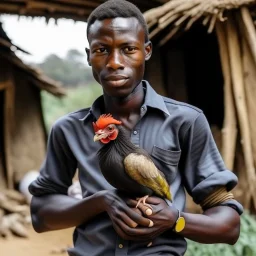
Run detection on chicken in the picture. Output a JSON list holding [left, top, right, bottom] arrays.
[[93, 114, 172, 209]]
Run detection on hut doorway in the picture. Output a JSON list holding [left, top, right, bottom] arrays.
[[182, 25, 224, 129], [151, 24, 224, 129]]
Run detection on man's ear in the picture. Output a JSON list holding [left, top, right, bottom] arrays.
[[145, 41, 152, 61], [85, 48, 91, 66]]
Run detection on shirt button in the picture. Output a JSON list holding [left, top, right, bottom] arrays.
[[119, 244, 123, 249], [133, 130, 138, 135]]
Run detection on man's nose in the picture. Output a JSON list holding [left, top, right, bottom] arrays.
[[106, 50, 124, 70]]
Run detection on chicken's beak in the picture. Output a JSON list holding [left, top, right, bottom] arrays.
[[93, 130, 108, 142]]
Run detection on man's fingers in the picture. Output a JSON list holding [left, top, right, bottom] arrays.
[[115, 218, 156, 241], [131, 207, 142, 215], [126, 198, 139, 207], [124, 207, 154, 228], [136, 203, 154, 216], [143, 196, 163, 205], [126, 199, 154, 216], [118, 209, 138, 228]]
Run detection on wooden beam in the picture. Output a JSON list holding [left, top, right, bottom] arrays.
[[240, 7, 256, 67], [3, 77, 15, 189], [0, 82, 10, 91], [216, 21, 237, 170], [26, 1, 93, 15], [0, 3, 21, 12], [52, 0, 99, 8]]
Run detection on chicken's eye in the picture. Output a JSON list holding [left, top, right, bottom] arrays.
[[107, 126, 113, 131]]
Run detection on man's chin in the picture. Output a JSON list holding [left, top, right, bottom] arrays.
[[104, 87, 132, 98]]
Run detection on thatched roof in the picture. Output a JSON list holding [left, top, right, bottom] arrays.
[[1, 0, 256, 45], [145, 0, 256, 45], [0, 0, 169, 22], [0, 22, 65, 97]]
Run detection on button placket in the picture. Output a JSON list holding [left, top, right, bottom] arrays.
[[131, 123, 140, 146], [140, 106, 147, 117]]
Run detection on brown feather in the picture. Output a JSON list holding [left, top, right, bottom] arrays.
[[124, 153, 172, 200]]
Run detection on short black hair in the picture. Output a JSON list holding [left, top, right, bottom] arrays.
[[87, 0, 149, 42]]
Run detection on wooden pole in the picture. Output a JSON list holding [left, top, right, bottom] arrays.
[[215, 21, 237, 171], [238, 13, 256, 177], [4, 80, 15, 189], [226, 14, 256, 208], [240, 7, 256, 66]]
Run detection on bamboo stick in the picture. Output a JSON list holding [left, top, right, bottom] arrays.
[[208, 12, 218, 33], [215, 21, 237, 171], [240, 7, 256, 67], [158, 26, 180, 46], [226, 15, 256, 208], [240, 33, 256, 175], [159, 14, 179, 29], [235, 144, 251, 209]]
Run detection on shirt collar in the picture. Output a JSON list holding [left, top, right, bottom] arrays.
[[79, 95, 104, 122], [142, 80, 170, 116], [79, 80, 170, 122]]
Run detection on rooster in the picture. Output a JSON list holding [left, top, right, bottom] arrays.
[[93, 114, 172, 209]]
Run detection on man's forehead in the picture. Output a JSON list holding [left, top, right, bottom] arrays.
[[88, 17, 143, 37]]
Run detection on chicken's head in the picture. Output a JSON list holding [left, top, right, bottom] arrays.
[[93, 114, 122, 144]]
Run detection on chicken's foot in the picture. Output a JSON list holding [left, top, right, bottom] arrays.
[[135, 195, 153, 211]]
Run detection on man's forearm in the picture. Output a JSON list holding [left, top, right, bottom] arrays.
[[31, 191, 105, 233], [180, 206, 240, 244]]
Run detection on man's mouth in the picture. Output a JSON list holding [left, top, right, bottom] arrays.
[[104, 75, 129, 87]]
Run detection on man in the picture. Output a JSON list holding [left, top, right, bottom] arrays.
[[29, 1, 243, 255]]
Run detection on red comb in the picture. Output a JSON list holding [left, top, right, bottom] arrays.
[[93, 114, 122, 131]]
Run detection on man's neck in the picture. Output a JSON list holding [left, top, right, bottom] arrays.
[[103, 82, 144, 116], [103, 82, 145, 130]]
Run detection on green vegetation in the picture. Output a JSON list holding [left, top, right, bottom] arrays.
[[186, 211, 256, 256], [37, 49, 95, 88], [39, 49, 102, 131], [41, 83, 102, 132]]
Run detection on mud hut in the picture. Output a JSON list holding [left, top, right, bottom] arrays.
[[1, 0, 256, 210], [0, 22, 65, 190]]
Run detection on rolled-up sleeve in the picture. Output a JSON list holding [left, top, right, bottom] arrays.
[[180, 113, 243, 214], [29, 119, 77, 196]]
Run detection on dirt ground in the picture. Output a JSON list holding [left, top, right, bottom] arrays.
[[0, 226, 74, 256]]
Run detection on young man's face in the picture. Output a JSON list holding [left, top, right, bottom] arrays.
[[86, 17, 152, 98]]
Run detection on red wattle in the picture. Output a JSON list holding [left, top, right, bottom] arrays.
[[100, 138, 110, 144], [108, 130, 118, 140]]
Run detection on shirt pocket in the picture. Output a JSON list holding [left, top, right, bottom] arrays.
[[151, 145, 181, 184]]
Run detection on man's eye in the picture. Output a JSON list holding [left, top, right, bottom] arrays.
[[95, 48, 107, 53], [124, 47, 137, 53]]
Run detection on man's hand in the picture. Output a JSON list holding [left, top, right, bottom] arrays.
[[102, 191, 178, 242], [102, 190, 154, 240], [124, 196, 178, 242]]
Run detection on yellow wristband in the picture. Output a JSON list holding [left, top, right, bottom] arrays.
[[173, 209, 186, 233]]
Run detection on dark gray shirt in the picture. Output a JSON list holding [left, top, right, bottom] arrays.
[[29, 81, 243, 256]]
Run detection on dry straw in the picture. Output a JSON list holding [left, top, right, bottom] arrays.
[[144, 0, 256, 44]]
